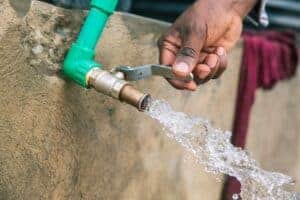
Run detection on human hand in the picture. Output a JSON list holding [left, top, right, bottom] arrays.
[[158, 0, 257, 90]]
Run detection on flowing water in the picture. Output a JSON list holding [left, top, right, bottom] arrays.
[[146, 99, 300, 200]]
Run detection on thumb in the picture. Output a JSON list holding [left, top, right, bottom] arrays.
[[173, 32, 204, 77]]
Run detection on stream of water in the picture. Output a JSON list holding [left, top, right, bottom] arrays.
[[146, 99, 300, 200]]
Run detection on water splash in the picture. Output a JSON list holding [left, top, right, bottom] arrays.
[[146, 99, 300, 200]]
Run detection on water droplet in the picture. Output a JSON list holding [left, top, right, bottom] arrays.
[[232, 193, 239, 200]]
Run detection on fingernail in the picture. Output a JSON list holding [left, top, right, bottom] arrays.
[[174, 62, 189, 73], [216, 47, 224, 56]]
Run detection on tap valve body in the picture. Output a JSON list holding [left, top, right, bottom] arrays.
[[87, 68, 151, 111]]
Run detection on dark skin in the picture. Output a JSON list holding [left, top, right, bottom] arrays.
[[158, 0, 257, 90]]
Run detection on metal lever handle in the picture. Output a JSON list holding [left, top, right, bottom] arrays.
[[114, 64, 194, 82]]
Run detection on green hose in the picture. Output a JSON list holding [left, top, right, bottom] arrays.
[[63, 0, 118, 87]]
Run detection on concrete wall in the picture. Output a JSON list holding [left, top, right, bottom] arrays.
[[246, 68, 300, 193], [0, 1, 242, 199], [1, 0, 300, 199]]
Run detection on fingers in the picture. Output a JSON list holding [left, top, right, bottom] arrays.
[[172, 31, 205, 78], [158, 30, 200, 91], [158, 30, 181, 66], [193, 47, 227, 84], [158, 32, 197, 91], [201, 53, 220, 83], [167, 79, 197, 91], [213, 46, 227, 79], [158, 29, 227, 90], [193, 54, 219, 84], [193, 64, 211, 84], [158, 40, 177, 66]]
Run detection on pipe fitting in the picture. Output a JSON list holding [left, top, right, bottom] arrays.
[[87, 68, 151, 111], [87, 68, 128, 99], [119, 85, 151, 111], [62, 0, 152, 112], [62, 0, 118, 88]]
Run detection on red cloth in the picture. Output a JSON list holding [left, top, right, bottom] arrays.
[[222, 31, 298, 200]]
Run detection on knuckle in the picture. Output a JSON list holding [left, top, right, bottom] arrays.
[[160, 41, 178, 53], [178, 47, 198, 58], [157, 39, 176, 51]]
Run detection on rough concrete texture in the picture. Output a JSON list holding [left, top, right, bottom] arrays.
[[0, 1, 241, 199], [247, 68, 300, 193]]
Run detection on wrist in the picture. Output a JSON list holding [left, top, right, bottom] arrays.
[[194, 0, 257, 18], [231, 0, 258, 18]]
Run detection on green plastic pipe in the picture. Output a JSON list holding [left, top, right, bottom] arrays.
[[63, 0, 118, 87]]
